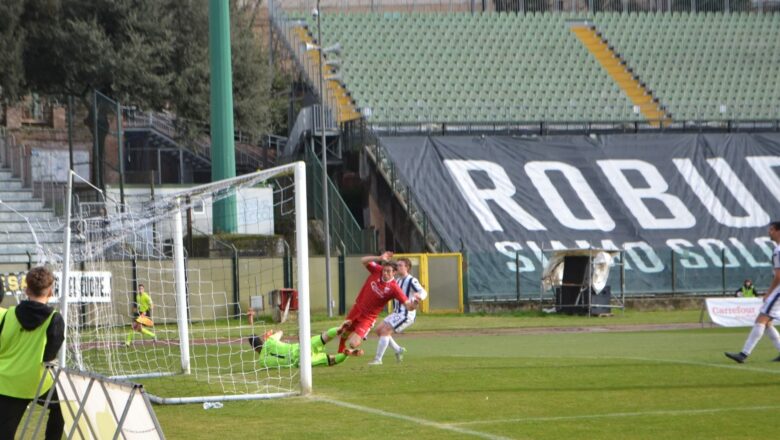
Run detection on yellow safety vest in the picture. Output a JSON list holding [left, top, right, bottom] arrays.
[[0, 306, 56, 399]]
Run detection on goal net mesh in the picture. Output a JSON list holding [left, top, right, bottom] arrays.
[[59, 164, 309, 402]]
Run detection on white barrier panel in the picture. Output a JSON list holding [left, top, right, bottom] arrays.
[[705, 298, 777, 327], [55, 368, 164, 439]]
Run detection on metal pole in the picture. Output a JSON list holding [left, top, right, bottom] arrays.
[[58, 170, 74, 368], [116, 99, 126, 211], [208, 0, 238, 233], [670, 249, 676, 295], [92, 91, 100, 189], [293, 162, 312, 395], [721, 248, 726, 295], [317, 0, 333, 317], [515, 251, 521, 302], [338, 242, 346, 315], [67, 96, 74, 171], [173, 198, 191, 374]]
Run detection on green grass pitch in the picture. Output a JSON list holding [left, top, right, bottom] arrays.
[[151, 312, 780, 439]]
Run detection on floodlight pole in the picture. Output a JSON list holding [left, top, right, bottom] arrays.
[[316, 0, 333, 317]]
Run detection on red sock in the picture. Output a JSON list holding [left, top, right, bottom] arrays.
[[338, 337, 346, 353]]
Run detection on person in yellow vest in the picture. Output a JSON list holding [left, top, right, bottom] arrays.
[[125, 283, 156, 346], [1, 290, 6, 319], [735, 279, 759, 298], [0, 266, 65, 440]]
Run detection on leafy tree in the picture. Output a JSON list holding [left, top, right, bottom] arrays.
[[165, 0, 276, 141], [0, 0, 25, 101], [13, 0, 281, 185]]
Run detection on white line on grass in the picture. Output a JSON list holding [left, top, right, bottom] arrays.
[[314, 397, 515, 440], [452, 405, 780, 426], [615, 355, 780, 374], [448, 353, 780, 375]]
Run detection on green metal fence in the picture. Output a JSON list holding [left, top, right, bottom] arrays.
[[305, 146, 374, 254]]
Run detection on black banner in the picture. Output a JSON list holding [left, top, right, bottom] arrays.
[[380, 133, 780, 298]]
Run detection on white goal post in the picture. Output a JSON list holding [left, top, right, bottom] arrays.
[[58, 162, 312, 403]]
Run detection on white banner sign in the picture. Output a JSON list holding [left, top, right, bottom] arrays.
[[704, 298, 777, 327], [53, 271, 113, 303]]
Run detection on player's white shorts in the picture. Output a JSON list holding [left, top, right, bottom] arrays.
[[383, 311, 416, 333], [760, 289, 780, 319]]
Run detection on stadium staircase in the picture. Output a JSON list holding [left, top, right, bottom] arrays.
[[124, 111, 269, 181], [570, 23, 671, 126], [0, 168, 59, 264], [291, 26, 362, 124]]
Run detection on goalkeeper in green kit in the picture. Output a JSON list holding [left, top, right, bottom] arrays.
[[248, 322, 355, 368], [125, 283, 156, 346]]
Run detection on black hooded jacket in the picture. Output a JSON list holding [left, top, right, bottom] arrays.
[[0, 301, 65, 362]]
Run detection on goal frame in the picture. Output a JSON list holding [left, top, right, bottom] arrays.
[[59, 162, 312, 403]]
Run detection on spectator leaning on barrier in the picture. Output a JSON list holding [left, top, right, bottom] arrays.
[[735, 279, 758, 298]]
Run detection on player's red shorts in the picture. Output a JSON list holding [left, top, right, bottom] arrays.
[[345, 308, 377, 339]]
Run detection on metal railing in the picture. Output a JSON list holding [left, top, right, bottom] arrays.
[[367, 118, 780, 136], [0, 130, 71, 217], [344, 119, 447, 253], [123, 110, 268, 171], [279, 0, 780, 14], [268, 0, 346, 126], [304, 145, 369, 254]]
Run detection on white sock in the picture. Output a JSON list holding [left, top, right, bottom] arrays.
[[742, 323, 766, 355], [765, 325, 780, 351], [375, 336, 390, 361], [388, 336, 401, 353]]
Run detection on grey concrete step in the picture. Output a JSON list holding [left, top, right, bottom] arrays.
[[0, 231, 63, 243], [0, 199, 44, 210], [0, 253, 39, 264], [0, 220, 62, 233], [0, 179, 23, 190], [0, 169, 13, 180], [0, 209, 55, 221], [0, 189, 37, 201], [0, 242, 61, 254]]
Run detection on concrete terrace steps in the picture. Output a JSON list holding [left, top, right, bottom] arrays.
[[0, 171, 59, 262], [0, 206, 55, 219]]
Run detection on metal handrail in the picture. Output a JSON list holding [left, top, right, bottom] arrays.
[[123, 110, 267, 169], [305, 146, 366, 254]]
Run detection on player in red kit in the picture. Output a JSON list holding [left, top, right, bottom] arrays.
[[338, 252, 421, 355]]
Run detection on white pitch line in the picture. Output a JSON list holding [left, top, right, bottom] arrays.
[[448, 353, 780, 375], [314, 397, 516, 440], [453, 405, 780, 426], [596, 355, 780, 375]]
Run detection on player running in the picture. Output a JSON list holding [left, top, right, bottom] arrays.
[[338, 252, 421, 356], [125, 283, 156, 346], [368, 257, 428, 365], [248, 324, 352, 368], [725, 221, 780, 363]]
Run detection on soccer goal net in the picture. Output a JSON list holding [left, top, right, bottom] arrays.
[[59, 162, 312, 404]]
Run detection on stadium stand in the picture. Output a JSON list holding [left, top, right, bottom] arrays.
[[595, 12, 780, 121], [294, 12, 642, 123], [286, 10, 780, 125]]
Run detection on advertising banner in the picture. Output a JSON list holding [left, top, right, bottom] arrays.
[[379, 133, 780, 298], [705, 297, 778, 327], [1, 271, 112, 303]]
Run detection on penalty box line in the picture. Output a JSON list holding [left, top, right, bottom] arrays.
[[313, 397, 515, 440], [453, 404, 780, 426]]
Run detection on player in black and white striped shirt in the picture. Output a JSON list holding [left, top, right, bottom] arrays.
[[368, 257, 427, 365], [725, 221, 780, 363]]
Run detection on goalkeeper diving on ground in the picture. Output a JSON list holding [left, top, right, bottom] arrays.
[[248, 322, 357, 368]]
